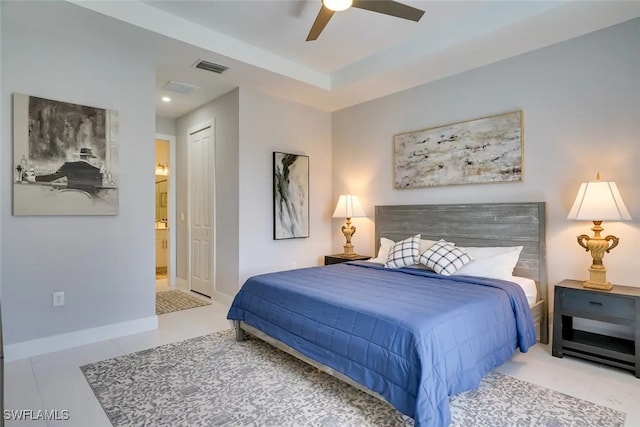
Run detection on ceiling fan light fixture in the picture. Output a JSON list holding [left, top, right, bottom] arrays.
[[323, 0, 352, 12], [307, 0, 424, 41]]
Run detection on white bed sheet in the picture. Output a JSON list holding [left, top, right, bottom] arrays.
[[508, 276, 538, 306], [363, 260, 538, 306]]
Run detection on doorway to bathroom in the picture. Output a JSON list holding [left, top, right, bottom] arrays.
[[155, 135, 175, 289]]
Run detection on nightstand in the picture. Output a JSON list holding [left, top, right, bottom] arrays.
[[324, 254, 371, 265], [552, 279, 640, 378]]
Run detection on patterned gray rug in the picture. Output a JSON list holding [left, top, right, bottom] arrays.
[[155, 289, 211, 315], [81, 329, 625, 427]]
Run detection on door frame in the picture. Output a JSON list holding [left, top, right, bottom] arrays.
[[187, 120, 216, 296], [155, 133, 176, 286]]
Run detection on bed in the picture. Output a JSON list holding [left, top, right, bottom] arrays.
[[227, 202, 548, 427]]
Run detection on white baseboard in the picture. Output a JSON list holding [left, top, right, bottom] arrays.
[[175, 277, 189, 291], [174, 276, 233, 306], [212, 290, 233, 306], [4, 315, 158, 361]]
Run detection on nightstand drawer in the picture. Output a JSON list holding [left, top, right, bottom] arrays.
[[562, 289, 635, 320]]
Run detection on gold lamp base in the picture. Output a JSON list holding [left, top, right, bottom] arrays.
[[341, 249, 360, 258], [583, 274, 612, 291], [577, 220, 618, 292], [340, 217, 359, 257]]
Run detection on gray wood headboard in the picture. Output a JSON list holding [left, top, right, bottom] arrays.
[[375, 202, 547, 306]]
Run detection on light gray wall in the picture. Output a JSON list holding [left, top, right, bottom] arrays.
[[1, 2, 156, 344], [332, 18, 640, 294], [175, 89, 240, 297], [175, 87, 333, 296], [156, 116, 176, 136], [238, 88, 333, 285], [0, 3, 3, 304]]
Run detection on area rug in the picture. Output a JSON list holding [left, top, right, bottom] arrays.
[[155, 289, 211, 315], [81, 329, 626, 427]]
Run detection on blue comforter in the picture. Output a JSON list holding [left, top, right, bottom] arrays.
[[227, 262, 536, 427]]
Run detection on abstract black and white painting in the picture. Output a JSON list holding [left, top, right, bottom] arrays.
[[273, 152, 309, 239], [13, 93, 119, 215], [394, 111, 522, 189]]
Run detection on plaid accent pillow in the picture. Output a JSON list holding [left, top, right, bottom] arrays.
[[385, 235, 421, 268], [418, 240, 472, 276]]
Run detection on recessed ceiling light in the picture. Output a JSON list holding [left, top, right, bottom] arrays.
[[161, 96, 171, 103]]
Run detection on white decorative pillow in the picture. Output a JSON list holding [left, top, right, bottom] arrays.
[[366, 238, 396, 264], [368, 236, 448, 264], [419, 238, 455, 254], [385, 235, 421, 268], [367, 236, 455, 265], [452, 246, 523, 279], [418, 240, 472, 276]]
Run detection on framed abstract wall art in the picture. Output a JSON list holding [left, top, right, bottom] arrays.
[[13, 93, 119, 215], [273, 152, 309, 239], [393, 111, 523, 189]]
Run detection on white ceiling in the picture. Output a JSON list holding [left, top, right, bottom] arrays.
[[57, 1, 640, 117]]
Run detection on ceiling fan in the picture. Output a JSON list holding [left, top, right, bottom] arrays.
[[306, 0, 425, 41]]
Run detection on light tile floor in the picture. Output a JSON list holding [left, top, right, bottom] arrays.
[[5, 285, 640, 426]]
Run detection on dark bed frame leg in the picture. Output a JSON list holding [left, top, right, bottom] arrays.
[[234, 320, 246, 342]]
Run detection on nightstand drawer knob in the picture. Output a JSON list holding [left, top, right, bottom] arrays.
[[589, 301, 603, 306]]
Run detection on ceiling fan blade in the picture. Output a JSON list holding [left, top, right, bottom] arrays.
[[306, 5, 335, 41], [352, 0, 425, 22]]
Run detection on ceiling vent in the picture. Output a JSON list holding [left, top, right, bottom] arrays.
[[162, 80, 200, 94], [193, 59, 228, 74]]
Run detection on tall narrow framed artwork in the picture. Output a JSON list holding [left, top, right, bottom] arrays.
[[394, 111, 523, 189], [13, 93, 119, 215], [273, 152, 309, 239]]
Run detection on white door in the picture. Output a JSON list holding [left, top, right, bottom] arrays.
[[189, 123, 214, 297]]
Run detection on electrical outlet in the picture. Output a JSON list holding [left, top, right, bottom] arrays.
[[53, 291, 65, 307]]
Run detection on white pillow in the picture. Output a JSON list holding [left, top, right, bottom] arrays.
[[452, 246, 523, 279], [385, 235, 421, 268], [366, 237, 396, 264], [418, 240, 472, 276]]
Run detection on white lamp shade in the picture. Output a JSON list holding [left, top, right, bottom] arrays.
[[567, 180, 632, 221], [332, 194, 366, 218]]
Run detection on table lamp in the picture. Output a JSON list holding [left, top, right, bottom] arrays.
[[567, 173, 632, 290], [332, 194, 366, 257]]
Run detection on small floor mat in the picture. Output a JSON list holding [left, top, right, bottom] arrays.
[[155, 289, 211, 315]]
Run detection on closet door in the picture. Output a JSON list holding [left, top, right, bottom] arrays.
[[189, 123, 214, 298]]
